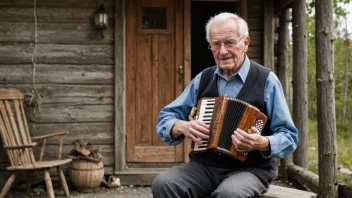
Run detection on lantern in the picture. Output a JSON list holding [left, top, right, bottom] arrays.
[[94, 5, 108, 38]]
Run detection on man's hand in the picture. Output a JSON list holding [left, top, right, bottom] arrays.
[[231, 126, 270, 153], [172, 120, 210, 145]]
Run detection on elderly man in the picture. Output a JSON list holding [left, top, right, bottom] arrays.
[[152, 12, 298, 198]]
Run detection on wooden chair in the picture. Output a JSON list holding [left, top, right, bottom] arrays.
[[0, 88, 72, 198]]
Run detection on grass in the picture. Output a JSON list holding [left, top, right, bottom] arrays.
[[307, 119, 352, 186]]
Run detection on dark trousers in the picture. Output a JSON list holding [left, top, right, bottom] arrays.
[[152, 161, 268, 198]]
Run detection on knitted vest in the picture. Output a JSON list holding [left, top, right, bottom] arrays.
[[190, 60, 277, 185]]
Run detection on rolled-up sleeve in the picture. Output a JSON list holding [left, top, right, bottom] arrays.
[[156, 74, 201, 145]]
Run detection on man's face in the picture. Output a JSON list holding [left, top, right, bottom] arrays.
[[208, 19, 250, 76]]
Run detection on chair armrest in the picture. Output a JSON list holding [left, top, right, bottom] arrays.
[[4, 143, 37, 149], [31, 131, 69, 141], [31, 131, 68, 161]]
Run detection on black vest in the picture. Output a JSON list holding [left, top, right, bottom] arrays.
[[190, 60, 277, 185]]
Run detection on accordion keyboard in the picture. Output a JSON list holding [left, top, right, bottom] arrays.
[[193, 98, 215, 151]]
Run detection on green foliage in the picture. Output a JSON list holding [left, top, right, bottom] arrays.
[[306, 0, 352, 121], [306, 0, 351, 17], [304, 0, 352, 186], [307, 119, 352, 186]]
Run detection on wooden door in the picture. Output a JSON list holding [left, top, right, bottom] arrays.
[[126, 0, 184, 162]]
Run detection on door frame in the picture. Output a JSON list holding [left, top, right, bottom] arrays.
[[124, 0, 185, 165], [114, 0, 248, 172], [182, 0, 247, 162]]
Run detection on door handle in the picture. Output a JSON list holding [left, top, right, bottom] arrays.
[[178, 65, 184, 84]]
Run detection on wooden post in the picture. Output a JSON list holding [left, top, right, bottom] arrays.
[[292, 0, 308, 168], [264, 0, 275, 70], [315, 0, 338, 197], [114, 0, 126, 172], [183, 0, 192, 162], [277, 8, 291, 180]]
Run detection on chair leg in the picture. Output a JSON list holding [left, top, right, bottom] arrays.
[[44, 170, 55, 198], [0, 173, 16, 198], [57, 167, 70, 197]]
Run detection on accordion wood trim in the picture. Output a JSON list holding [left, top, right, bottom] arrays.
[[191, 96, 268, 162]]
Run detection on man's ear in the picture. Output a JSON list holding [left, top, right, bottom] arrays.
[[244, 36, 250, 52]]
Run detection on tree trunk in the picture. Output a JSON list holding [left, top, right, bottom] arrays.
[[277, 8, 291, 180], [315, 0, 338, 197], [342, 16, 350, 120], [292, 0, 308, 168]]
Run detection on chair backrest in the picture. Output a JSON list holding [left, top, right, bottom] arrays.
[[0, 88, 36, 167]]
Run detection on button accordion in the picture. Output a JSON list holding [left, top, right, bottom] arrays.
[[191, 96, 268, 162]]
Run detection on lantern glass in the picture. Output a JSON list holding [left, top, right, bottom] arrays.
[[94, 6, 108, 29]]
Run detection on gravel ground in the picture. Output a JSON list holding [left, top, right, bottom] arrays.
[[6, 185, 152, 198]]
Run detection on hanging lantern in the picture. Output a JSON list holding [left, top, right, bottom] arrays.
[[94, 5, 108, 38]]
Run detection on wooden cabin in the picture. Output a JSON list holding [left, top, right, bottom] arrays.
[[0, 0, 278, 182], [1, 1, 344, 197]]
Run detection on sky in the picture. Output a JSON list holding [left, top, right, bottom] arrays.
[[341, 2, 352, 38], [346, 2, 352, 37]]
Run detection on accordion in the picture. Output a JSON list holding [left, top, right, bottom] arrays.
[[191, 96, 268, 162]]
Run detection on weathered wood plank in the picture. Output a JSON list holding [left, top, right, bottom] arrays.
[[248, 18, 264, 31], [133, 146, 177, 162], [0, 44, 114, 64], [125, 0, 136, 163], [174, 0, 184, 162], [247, 46, 263, 59], [260, 185, 317, 198], [0, 7, 114, 23], [0, 0, 113, 8], [263, 0, 275, 69], [29, 104, 113, 123], [33, 145, 114, 165], [0, 65, 114, 84], [135, 35, 153, 146], [114, 0, 125, 172], [28, 123, 114, 145], [247, 0, 262, 18], [249, 31, 263, 46], [1, 84, 114, 105], [0, 22, 114, 44], [183, 0, 192, 163]]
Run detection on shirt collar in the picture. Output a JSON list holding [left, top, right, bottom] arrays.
[[213, 55, 250, 82]]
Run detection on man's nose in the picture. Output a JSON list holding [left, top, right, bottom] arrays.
[[219, 44, 228, 54]]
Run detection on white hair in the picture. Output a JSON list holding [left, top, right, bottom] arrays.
[[205, 12, 249, 42]]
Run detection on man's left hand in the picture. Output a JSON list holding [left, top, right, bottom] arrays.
[[231, 126, 270, 153]]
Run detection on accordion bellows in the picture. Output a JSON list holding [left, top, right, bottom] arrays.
[[191, 96, 268, 162]]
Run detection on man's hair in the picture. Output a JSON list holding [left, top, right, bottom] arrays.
[[205, 12, 249, 42]]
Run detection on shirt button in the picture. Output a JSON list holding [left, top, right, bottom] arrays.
[[227, 83, 231, 86]]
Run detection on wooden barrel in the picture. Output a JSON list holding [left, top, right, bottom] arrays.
[[69, 160, 104, 192]]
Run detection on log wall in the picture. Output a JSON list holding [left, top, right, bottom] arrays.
[[0, 0, 115, 183], [247, 0, 264, 64]]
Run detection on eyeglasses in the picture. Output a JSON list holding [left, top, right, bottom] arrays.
[[208, 37, 244, 51]]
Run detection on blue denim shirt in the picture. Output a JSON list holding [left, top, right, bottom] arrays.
[[156, 56, 298, 159]]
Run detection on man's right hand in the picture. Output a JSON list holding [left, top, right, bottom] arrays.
[[171, 120, 210, 145]]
